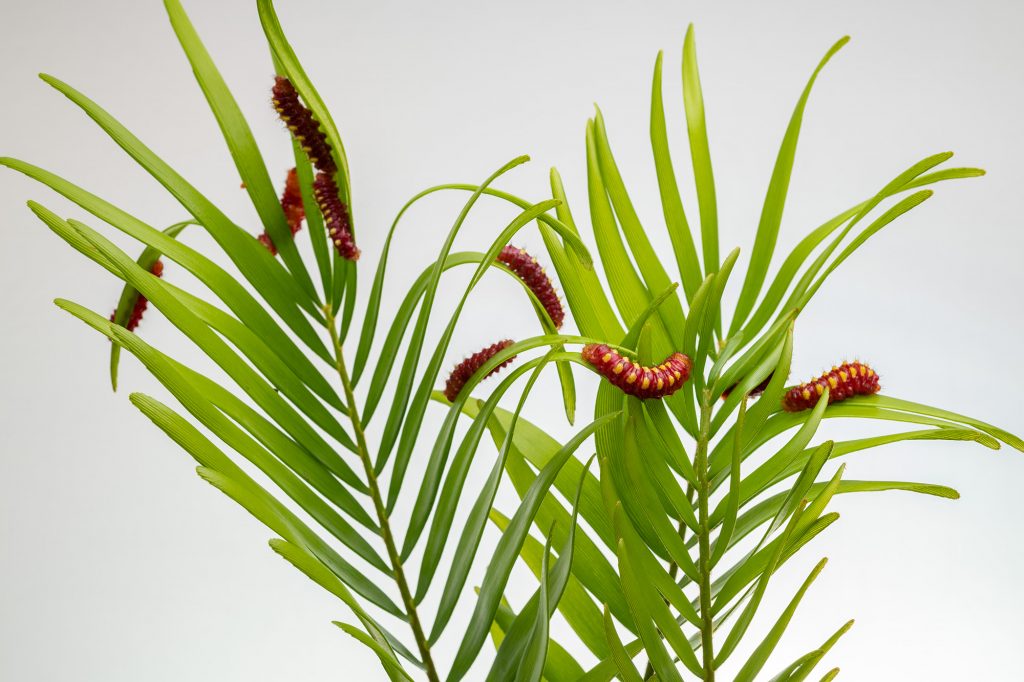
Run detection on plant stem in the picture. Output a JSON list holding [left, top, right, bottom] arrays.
[[325, 308, 440, 682], [695, 388, 716, 681]]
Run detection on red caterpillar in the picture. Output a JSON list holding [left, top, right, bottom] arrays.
[[259, 167, 306, 255], [782, 361, 880, 412], [313, 172, 359, 261], [443, 339, 517, 401], [496, 245, 564, 329], [110, 260, 164, 331], [272, 76, 336, 174], [582, 344, 692, 400]]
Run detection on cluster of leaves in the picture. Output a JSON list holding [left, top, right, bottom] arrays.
[[5, 2, 1021, 680]]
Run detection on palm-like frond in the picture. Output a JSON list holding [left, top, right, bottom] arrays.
[[6, 3, 1020, 681]]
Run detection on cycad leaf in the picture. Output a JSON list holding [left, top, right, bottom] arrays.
[[682, 24, 718, 280], [650, 50, 701, 301], [164, 0, 317, 301], [733, 558, 829, 682], [445, 411, 620, 681], [38, 74, 328, 343], [731, 37, 848, 333], [108, 219, 193, 390]]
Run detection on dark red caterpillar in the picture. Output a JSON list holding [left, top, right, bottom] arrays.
[[259, 167, 306, 255], [582, 344, 692, 400], [272, 76, 336, 174], [496, 245, 564, 329], [722, 372, 774, 401], [782, 361, 880, 412], [443, 339, 517, 401], [313, 172, 359, 261], [110, 260, 164, 331]]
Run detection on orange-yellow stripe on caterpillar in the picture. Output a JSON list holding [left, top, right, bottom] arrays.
[[782, 361, 880, 412], [582, 343, 692, 399]]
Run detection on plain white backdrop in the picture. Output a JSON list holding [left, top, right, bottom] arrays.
[[2, 0, 1022, 679]]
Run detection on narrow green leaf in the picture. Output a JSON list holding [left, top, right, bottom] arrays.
[[734, 558, 829, 682], [445, 411, 621, 681], [164, 0, 317, 301], [108, 219, 193, 390], [37, 75, 329, 345], [650, 50, 702, 302], [682, 24, 718, 279], [731, 37, 849, 333]]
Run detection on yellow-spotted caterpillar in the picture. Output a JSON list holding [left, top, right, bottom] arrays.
[[497, 245, 564, 329], [313, 172, 359, 261], [110, 260, 163, 331], [443, 339, 517, 401], [782, 361, 880, 412], [272, 76, 336, 174], [258, 167, 306, 255], [582, 343, 692, 400]]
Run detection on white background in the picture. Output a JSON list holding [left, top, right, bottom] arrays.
[[2, 0, 1022, 679]]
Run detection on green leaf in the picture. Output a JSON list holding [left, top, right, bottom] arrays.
[[108, 219, 193, 390], [613, 505, 702, 675], [125, 393, 400, 615], [374, 156, 529, 479], [4, 160, 337, 393], [593, 107, 687, 348], [489, 510, 609, 660], [334, 622, 414, 682], [63, 220, 362, 481], [445, 411, 621, 681], [270, 539, 420, 675], [62, 306, 386, 575], [603, 604, 644, 682], [412, 354, 558, 600], [586, 118, 651, 329], [37, 75, 329, 346], [650, 50, 702, 302], [682, 25, 719, 280], [616, 538, 685, 682], [860, 394, 1024, 452], [492, 458, 594, 682], [734, 558, 829, 682], [257, 0, 352, 208], [731, 37, 848, 333], [488, 594, 585, 682], [785, 619, 854, 682], [715, 503, 809, 666], [164, 0, 318, 302], [549, 168, 624, 340]]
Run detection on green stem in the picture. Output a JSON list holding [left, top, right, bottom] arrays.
[[695, 388, 715, 680], [325, 308, 440, 682]]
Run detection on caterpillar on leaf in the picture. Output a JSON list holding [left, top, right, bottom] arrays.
[[582, 343, 692, 400], [443, 339, 517, 402], [782, 361, 880, 412], [721, 372, 774, 401], [258, 167, 306, 255], [496, 245, 564, 329], [271, 76, 336, 174], [110, 259, 163, 331]]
